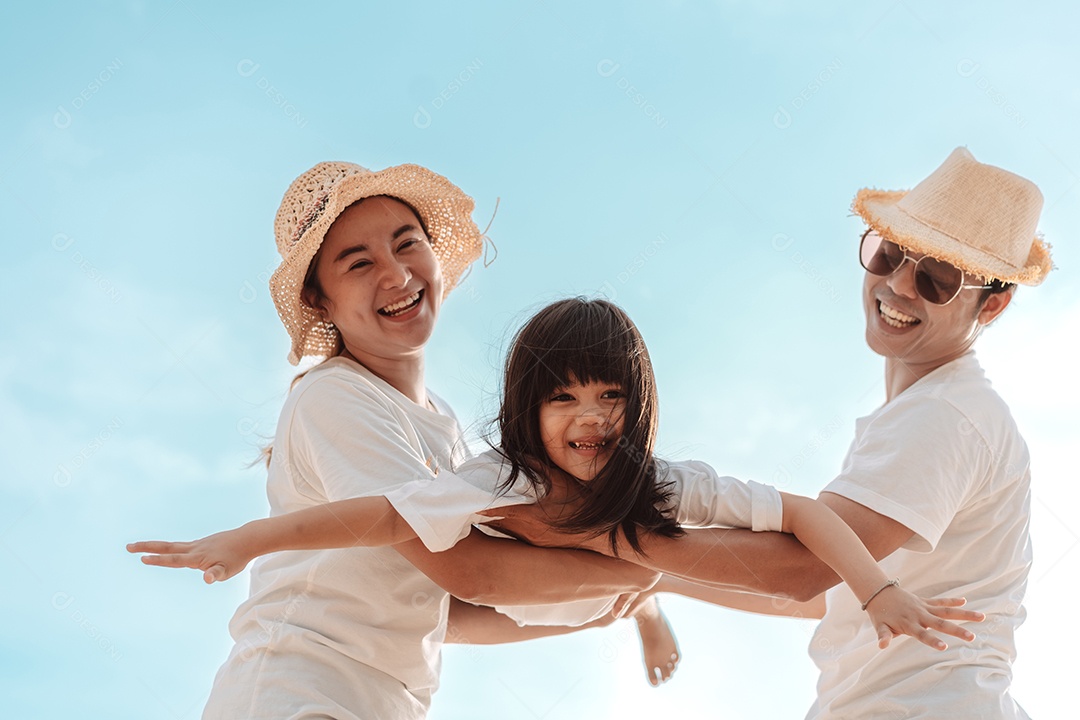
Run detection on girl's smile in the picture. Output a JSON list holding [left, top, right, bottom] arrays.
[[539, 380, 626, 482]]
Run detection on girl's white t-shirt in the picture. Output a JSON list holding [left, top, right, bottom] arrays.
[[207, 357, 468, 717], [386, 449, 785, 626]]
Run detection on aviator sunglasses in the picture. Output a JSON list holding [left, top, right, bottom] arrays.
[[859, 229, 990, 306]]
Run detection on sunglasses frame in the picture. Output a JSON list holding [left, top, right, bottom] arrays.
[[859, 229, 990, 306]]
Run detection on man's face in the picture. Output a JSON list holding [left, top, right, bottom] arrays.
[[862, 247, 1007, 371]]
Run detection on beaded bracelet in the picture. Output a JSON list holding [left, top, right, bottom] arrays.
[[860, 578, 900, 611]]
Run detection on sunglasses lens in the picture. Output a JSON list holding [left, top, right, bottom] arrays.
[[914, 256, 963, 305], [860, 231, 905, 276]]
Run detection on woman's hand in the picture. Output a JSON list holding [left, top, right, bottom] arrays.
[[127, 524, 262, 584], [865, 585, 985, 650]]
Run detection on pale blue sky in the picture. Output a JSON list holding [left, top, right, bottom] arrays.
[[3, 2, 1078, 718]]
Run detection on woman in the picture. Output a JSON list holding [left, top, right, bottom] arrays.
[[202, 162, 655, 719]]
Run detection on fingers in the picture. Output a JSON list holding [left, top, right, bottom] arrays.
[[139, 553, 197, 569], [878, 612, 977, 652], [924, 596, 966, 608], [926, 598, 984, 623], [925, 614, 976, 642], [204, 563, 228, 584], [127, 541, 187, 554], [876, 624, 893, 650], [899, 616, 955, 650], [930, 607, 984, 623], [913, 627, 948, 651]]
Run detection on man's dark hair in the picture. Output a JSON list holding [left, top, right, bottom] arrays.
[[982, 279, 1014, 302]]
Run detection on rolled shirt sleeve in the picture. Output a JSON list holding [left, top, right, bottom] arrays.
[[664, 460, 784, 532], [385, 450, 535, 552]]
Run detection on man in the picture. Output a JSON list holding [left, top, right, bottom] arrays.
[[496, 147, 1051, 718]]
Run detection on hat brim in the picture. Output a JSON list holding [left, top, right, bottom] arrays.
[[270, 164, 484, 364], [853, 188, 1051, 286]]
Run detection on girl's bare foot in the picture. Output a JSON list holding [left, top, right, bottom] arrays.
[[632, 597, 680, 686]]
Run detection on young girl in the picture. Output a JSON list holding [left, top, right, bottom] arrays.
[[130, 298, 982, 686]]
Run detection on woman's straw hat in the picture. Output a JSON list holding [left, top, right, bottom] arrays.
[[852, 147, 1052, 286], [270, 161, 484, 365]]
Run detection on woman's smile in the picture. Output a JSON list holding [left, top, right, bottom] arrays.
[[378, 289, 424, 318]]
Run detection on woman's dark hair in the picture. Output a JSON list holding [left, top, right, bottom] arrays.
[[494, 297, 684, 555]]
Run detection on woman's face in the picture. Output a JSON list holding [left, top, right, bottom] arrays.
[[306, 196, 444, 364], [538, 379, 626, 482]]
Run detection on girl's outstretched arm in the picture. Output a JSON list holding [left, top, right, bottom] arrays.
[[127, 496, 414, 583], [777, 492, 982, 649]]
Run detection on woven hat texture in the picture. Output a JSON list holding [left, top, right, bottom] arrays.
[[852, 147, 1052, 286], [269, 162, 484, 364]]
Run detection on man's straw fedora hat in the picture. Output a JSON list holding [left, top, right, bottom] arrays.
[[852, 147, 1052, 286]]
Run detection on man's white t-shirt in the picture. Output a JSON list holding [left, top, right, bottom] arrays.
[[387, 449, 785, 626], [807, 352, 1031, 719], [203, 357, 468, 720]]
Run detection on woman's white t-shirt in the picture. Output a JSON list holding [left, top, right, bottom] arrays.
[[386, 449, 785, 626], [203, 357, 468, 719]]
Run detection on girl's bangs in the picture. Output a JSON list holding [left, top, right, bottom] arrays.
[[527, 325, 637, 393]]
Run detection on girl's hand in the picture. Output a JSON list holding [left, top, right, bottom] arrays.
[[865, 585, 985, 651], [126, 525, 260, 584]]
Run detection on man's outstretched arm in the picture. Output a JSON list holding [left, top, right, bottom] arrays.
[[620, 492, 915, 600], [487, 492, 913, 602]]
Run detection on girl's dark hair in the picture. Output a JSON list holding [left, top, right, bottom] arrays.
[[495, 297, 683, 555]]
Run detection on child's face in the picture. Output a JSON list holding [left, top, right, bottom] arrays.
[[538, 379, 626, 482]]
